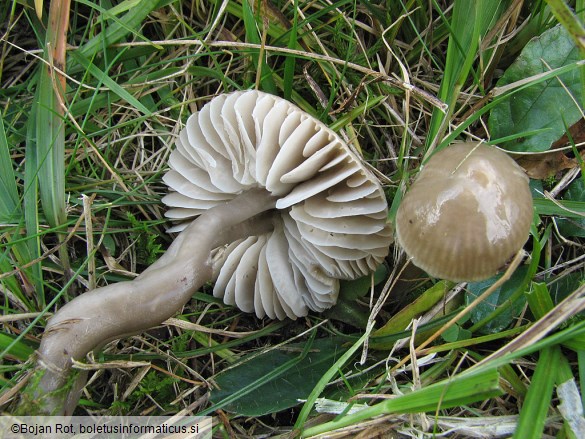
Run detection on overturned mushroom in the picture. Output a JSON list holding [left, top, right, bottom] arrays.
[[29, 90, 392, 414], [395, 142, 533, 282], [162, 91, 392, 318]]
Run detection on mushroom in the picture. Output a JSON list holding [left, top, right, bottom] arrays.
[[395, 142, 533, 282], [162, 90, 392, 319], [28, 90, 392, 414]]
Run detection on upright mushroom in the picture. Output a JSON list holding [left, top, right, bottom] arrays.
[[28, 90, 392, 414], [395, 142, 533, 281]]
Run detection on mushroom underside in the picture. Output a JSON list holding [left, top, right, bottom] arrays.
[[162, 90, 392, 318]]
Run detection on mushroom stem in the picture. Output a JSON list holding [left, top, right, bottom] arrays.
[[31, 188, 276, 415]]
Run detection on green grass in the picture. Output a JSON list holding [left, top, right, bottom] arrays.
[[1, 0, 585, 437]]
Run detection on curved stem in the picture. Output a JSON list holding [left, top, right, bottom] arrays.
[[31, 189, 276, 414]]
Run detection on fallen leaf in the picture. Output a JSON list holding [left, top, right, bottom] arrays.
[[517, 118, 585, 179], [551, 118, 585, 148], [517, 150, 576, 179]]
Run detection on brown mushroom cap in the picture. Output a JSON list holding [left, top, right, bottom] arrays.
[[395, 142, 533, 282]]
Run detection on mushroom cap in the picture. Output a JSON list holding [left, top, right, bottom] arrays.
[[395, 142, 533, 282], [162, 90, 392, 319]]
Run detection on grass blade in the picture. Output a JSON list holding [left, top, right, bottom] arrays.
[[513, 346, 560, 439], [0, 333, 35, 361], [242, 0, 277, 93], [426, 0, 507, 150], [35, 71, 66, 230], [31, 0, 72, 295], [75, 0, 162, 59], [302, 368, 502, 437], [0, 113, 37, 309], [36, 0, 70, 230], [294, 331, 368, 431], [0, 116, 20, 222], [283, 0, 299, 100], [69, 50, 152, 116], [24, 110, 45, 307]]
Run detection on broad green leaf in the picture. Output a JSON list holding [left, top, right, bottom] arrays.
[[549, 272, 584, 306], [441, 322, 472, 343], [545, 0, 585, 55], [325, 265, 389, 328], [210, 337, 346, 417], [489, 24, 584, 152], [466, 267, 528, 334]]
